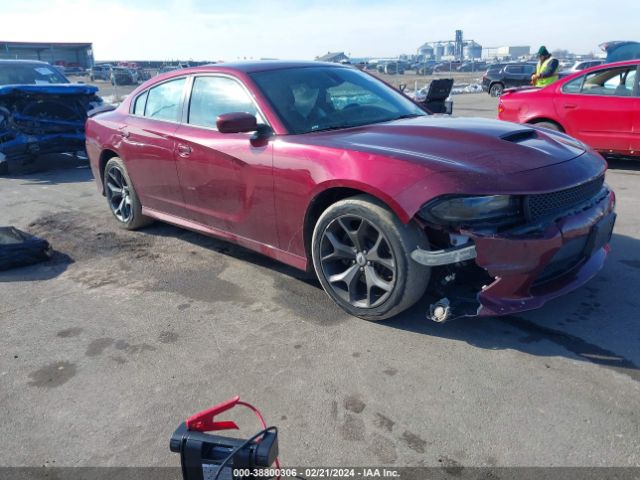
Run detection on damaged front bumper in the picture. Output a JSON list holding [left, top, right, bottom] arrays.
[[412, 190, 616, 321]]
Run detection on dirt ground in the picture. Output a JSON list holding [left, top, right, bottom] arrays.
[[2, 83, 639, 471]]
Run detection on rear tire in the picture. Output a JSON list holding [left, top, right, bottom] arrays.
[[490, 83, 504, 97], [311, 195, 430, 321], [103, 157, 152, 230]]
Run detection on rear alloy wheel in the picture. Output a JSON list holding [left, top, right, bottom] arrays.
[[490, 83, 504, 97], [104, 157, 152, 230], [312, 195, 430, 321]]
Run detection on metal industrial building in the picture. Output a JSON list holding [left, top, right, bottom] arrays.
[[0, 41, 94, 68], [417, 30, 483, 61]]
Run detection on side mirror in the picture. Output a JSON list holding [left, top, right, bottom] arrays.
[[216, 112, 258, 134]]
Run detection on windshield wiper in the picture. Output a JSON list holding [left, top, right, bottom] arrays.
[[387, 113, 425, 121]]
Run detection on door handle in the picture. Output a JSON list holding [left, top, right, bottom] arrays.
[[563, 104, 577, 109], [177, 144, 192, 157]]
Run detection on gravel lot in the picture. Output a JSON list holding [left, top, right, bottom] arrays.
[[1, 93, 639, 470]]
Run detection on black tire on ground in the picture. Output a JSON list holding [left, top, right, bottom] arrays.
[[311, 195, 431, 321], [103, 157, 153, 230], [533, 121, 562, 132], [489, 83, 504, 97]]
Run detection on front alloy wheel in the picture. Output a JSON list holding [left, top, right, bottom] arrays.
[[320, 215, 396, 308], [312, 195, 430, 321]]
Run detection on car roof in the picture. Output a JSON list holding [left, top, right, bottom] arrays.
[[579, 59, 639, 71], [175, 60, 351, 75], [558, 59, 639, 82]]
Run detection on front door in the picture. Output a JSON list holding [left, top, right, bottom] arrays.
[[174, 75, 277, 246]]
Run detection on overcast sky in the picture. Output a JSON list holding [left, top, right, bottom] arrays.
[[2, 0, 637, 60]]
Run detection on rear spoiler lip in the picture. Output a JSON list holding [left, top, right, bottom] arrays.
[[502, 86, 541, 94], [87, 104, 117, 118]]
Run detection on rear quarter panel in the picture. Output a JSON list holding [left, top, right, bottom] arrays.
[[85, 110, 128, 192]]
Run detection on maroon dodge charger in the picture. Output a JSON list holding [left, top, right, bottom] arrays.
[[85, 61, 616, 321]]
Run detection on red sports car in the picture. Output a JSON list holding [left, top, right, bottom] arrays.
[[86, 62, 615, 321], [498, 60, 639, 159]]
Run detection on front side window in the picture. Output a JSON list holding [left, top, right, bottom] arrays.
[[582, 67, 636, 96], [251, 66, 425, 134], [144, 77, 186, 121], [562, 67, 637, 96], [188, 76, 262, 129]]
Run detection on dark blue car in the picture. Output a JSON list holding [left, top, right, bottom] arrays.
[[601, 41, 640, 62], [0, 59, 104, 174]]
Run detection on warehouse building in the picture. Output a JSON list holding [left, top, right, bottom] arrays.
[[0, 41, 94, 68], [484, 45, 531, 60]]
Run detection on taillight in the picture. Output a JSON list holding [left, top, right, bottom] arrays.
[[498, 101, 505, 114]]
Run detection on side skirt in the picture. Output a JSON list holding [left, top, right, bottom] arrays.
[[141, 206, 309, 271]]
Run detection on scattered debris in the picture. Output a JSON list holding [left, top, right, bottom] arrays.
[[0, 226, 52, 271]]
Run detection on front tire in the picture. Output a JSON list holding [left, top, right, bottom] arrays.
[[103, 157, 152, 230], [311, 195, 430, 321]]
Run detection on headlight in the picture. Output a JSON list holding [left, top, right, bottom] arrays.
[[419, 195, 522, 226]]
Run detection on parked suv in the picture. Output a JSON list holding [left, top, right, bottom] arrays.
[[110, 67, 137, 86], [481, 62, 536, 97], [89, 64, 112, 81]]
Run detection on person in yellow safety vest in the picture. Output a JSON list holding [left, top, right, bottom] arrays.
[[531, 46, 559, 87]]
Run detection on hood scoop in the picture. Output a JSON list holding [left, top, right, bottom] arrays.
[[501, 129, 539, 143]]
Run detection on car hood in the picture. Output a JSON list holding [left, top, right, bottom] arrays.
[[288, 116, 587, 175], [0, 83, 99, 96]]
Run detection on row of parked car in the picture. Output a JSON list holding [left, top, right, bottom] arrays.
[[481, 60, 606, 97], [482, 41, 640, 97], [497, 43, 639, 161]]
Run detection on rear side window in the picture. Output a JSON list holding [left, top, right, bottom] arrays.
[[144, 77, 186, 121], [188, 76, 261, 129], [132, 90, 148, 116], [562, 76, 584, 94], [505, 65, 523, 74]]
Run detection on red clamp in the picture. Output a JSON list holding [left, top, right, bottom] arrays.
[[186, 395, 241, 432]]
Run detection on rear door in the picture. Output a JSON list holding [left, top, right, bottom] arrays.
[[555, 65, 637, 154], [173, 74, 277, 246], [118, 77, 188, 217]]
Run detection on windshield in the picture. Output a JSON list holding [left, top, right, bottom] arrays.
[[0, 63, 69, 85], [250, 66, 426, 134]]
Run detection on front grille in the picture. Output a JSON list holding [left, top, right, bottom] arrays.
[[524, 176, 605, 222]]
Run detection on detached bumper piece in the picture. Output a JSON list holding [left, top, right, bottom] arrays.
[[411, 244, 476, 266], [0, 227, 52, 271]]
